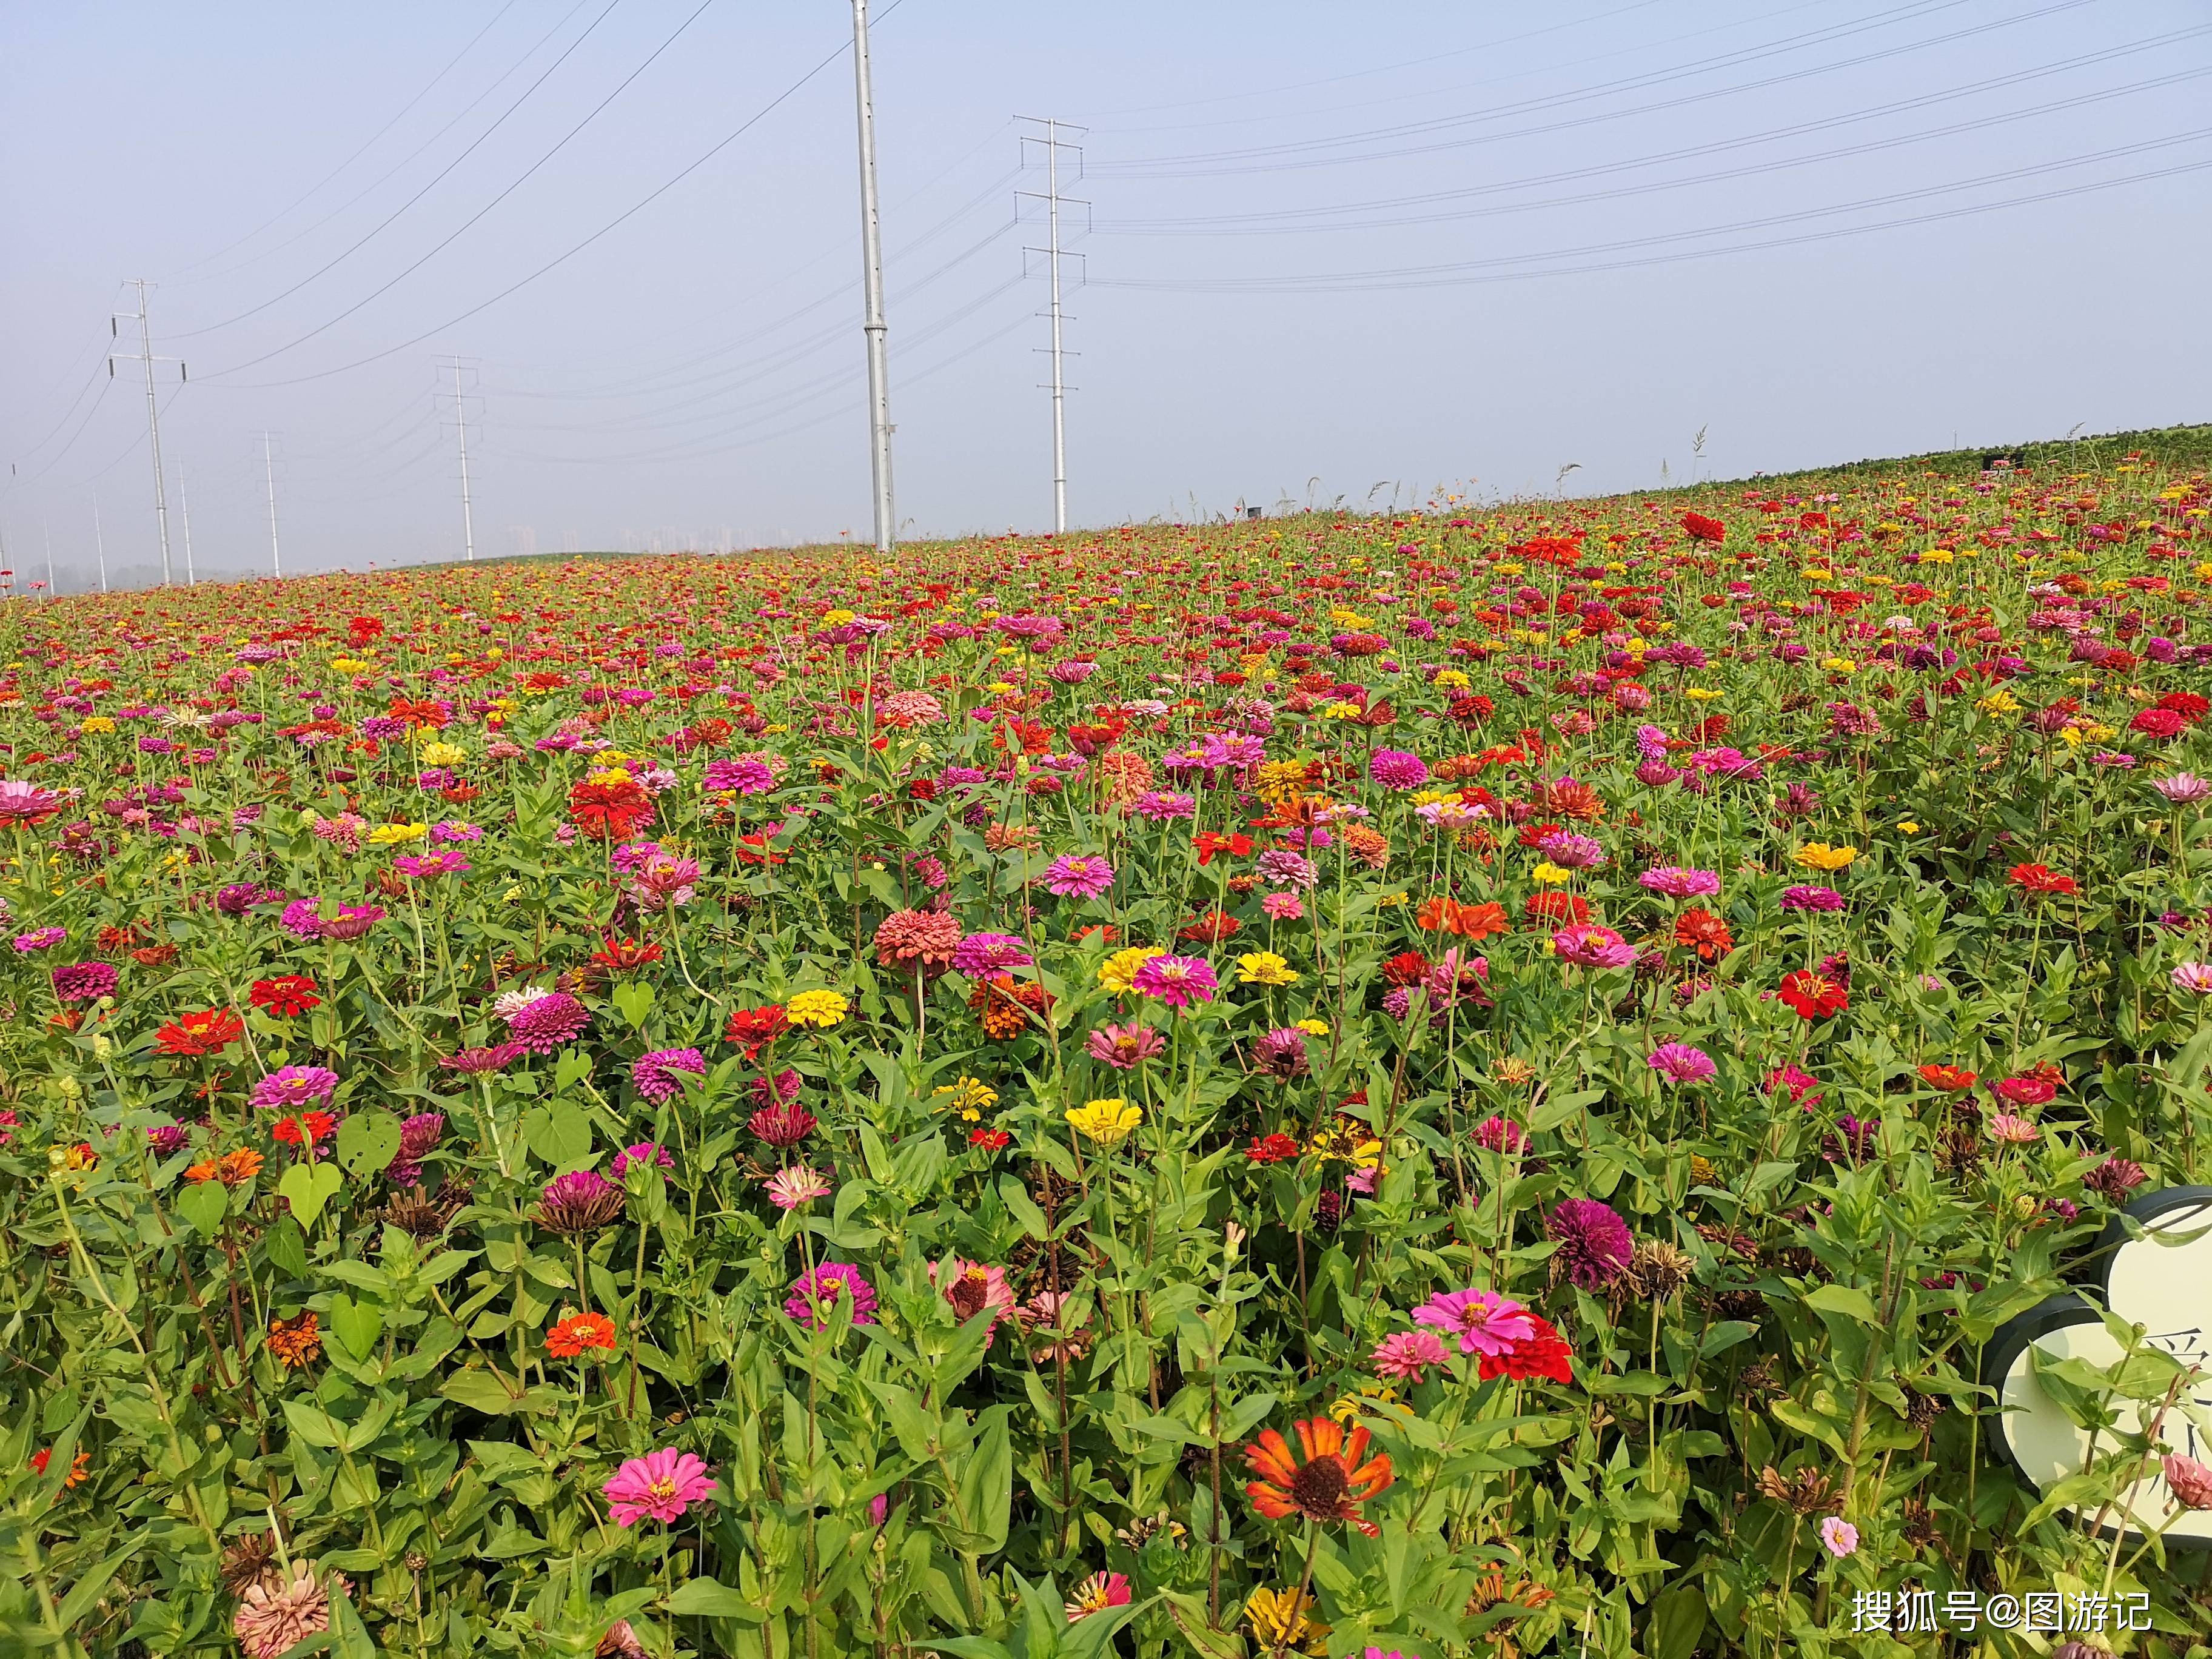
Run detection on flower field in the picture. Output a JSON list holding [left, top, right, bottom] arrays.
[[4, 434, 2212, 1659]]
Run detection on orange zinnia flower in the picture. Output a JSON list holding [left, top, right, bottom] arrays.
[[267, 1312, 323, 1370], [546, 1310, 618, 1358], [1243, 1418, 1395, 1537], [1672, 908, 1734, 961]]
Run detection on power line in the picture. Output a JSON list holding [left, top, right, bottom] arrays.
[[1091, 0, 2095, 178], [1091, 55, 2212, 238], [166, 0, 526, 281], [176, 0, 630, 342], [1092, 139, 2212, 294], [202, 0, 909, 390]]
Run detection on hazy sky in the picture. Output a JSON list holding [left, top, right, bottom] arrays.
[[4, 0, 2208, 588]]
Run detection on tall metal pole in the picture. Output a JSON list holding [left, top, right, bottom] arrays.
[[178, 463, 196, 585], [1045, 119, 1067, 535], [263, 434, 283, 579], [93, 494, 108, 593], [130, 280, 175, 585], [850, 0, 894, 551], [43, 523, 55, 602], [454, 363, 477, 562]]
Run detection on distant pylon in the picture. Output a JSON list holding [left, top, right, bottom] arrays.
[[1017, 118, 1088, 535]]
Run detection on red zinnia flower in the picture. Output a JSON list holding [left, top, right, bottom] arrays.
[[568, 776, 654, 840], [271, 1111, 338, 1150], [968, 1127, 1012, 1150], [1476, 1313, 1575, 1384], [1672, 908, 1734, 962], [1380, 951, 1431, 988], [725, 1004, 790, 1060], [1525, 892, 1591, 925], [156, 1007, 246, 1057], [2007, 863, 2077, 897], [250, 975, 321, 1018], [1193, 831, 1253, 866], [1918, 1064, 1977, 1093], [546, 1310, 618, 1358], [1245, 1133, 1301, 1164], [1778, 971, 1849, 1021]]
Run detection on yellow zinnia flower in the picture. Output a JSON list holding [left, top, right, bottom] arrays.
[[932, 1077, 998, 1122], [1244, 1589, 1329, 1657], [1098, 946, 1165, 993], [785, 989, 849, 1028], [418, 740, 467, 767], [1530, 861, 1573, 885], [1235, 951, 1299, 987], [1792, 842, 1858, 873], [1066, 1098, 1142, 1147], [365, 822, 429, 846]]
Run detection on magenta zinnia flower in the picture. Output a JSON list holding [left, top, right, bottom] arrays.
[[602, 1447, 716, 1527], [610, 1141, 674, 1177], [1130, 953, 1217, 1007], [504, 990, 589, 1053], [953, 932, 1034, 977], [50, 960, 118, 1002], [785, 1262, 877, 1329], [1412, 1289, 1539, 1356], [631, 1047, 705, 1101], [250, 1064, 340, 1111], [1648, 1042, 1717, 1084], [1367, 748, 1429, 790], [1043, 853, 1115, 899], [1780, 885, 1846, 912], [1549, 1199, 1634, 1289], [440, 1041, 526, 1074]]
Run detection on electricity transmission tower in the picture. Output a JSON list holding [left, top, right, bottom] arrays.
[[109, 280, 186, 585], [1017, 118, 1087, 535], [850, 0, 894, 552], [440, 360, 480, 562]]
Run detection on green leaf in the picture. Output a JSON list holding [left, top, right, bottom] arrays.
[[1648, 1584, 1708, 1659], [1801, 1283, 1880, 1326], [665, 1577, 766, 1622], [277, 1161, 344, 1228], [174, 1178, 230, 1238], [334, 1109, 402, 1178], [521, 1099, 594, 1171], [611, 979, 654, 1031], [954, 1407, 1013, 1554], [54, 1537, 149, 1633], [326, 1293, 384, 1363]]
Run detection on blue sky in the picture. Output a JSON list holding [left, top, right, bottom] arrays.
[[3, 0, 2208, 585]]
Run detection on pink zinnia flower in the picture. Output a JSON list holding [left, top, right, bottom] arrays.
[[1648, 1042, 1716, 1084], [1552, 925, 1634, 970], [602, 1447, 716, 1527], [764, 1164, 831, 1210], [1639, 866, 1720, 899], [1043, 853, 1115, 899], [2153, 773, 2210, 804], [1412, 1288, 1538, 1356], [1473, 1115, 1527, 1154], [2172, 962, 2212, 996], [1130, 953, 1217, 1007], [1064, 1571, 1132, 1623], [2164, 1451, 2212, 1509], [1988, 1113, 2041, 1145], [1086, 1022, 1167, 1068], [609, 1141, 674, 1178], [1369, 1328, 1452, 1382], [1818, 1516, 1858, 1558], [1261, 891, 1304, 921]]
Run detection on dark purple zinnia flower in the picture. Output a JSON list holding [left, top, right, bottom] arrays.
[[532, 1169, 626, 1233], [147, 1123, 189, 1157], [385, 1112, 446, 1186], [440, 1041, 526, 1075], [1549, 1198, 1635, 1290], [749, 1101, 817, 1148]]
